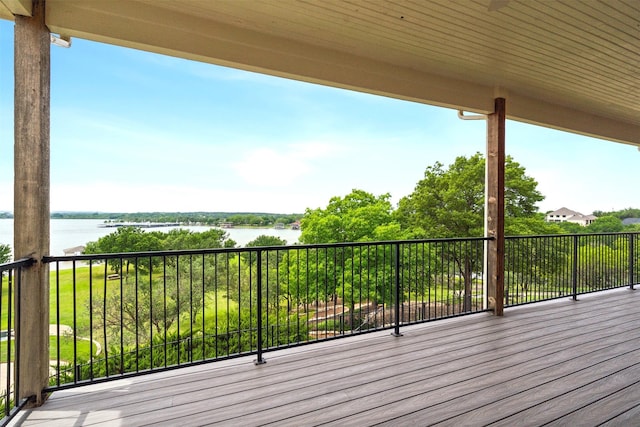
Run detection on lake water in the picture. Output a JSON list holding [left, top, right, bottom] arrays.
[[0, 219, 301, 256]]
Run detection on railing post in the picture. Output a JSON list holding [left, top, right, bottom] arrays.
[[630, 233, 635, 290], [391, 243, 402, 337], [13, 267, 20, 409], [572, 235, 579, 300], [254, 250, 266, 365]]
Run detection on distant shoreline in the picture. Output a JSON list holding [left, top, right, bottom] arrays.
[[1, 211, 304, 231], [96, 222, 301, 231], [0, 219, 302, 256]]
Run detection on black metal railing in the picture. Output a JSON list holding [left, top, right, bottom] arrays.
[[505, 233, 640, 306], [42, 237, 489, 389], [0, 258, 35, 422], [2, 232, 636, 399]]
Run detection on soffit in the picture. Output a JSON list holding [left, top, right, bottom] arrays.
[[0, 0, 31, 19], [9, 0, 640, 145]]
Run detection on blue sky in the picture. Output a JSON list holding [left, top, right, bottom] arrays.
[[1, 20, 637, 215]]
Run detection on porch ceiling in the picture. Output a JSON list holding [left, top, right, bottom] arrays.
[[2, 0, 639, 145]]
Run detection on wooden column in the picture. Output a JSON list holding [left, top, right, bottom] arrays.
[[14, 0, 50, 405], [486, 98, 505, 316]]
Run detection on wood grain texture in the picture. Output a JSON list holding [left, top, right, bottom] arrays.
[[13, 0, 51, 404]]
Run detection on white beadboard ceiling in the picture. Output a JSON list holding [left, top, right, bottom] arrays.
[[2, 0, 639, 145]]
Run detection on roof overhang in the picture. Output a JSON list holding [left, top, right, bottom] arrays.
[[0, 0, 30, 18], [3, 0, 639, 146]]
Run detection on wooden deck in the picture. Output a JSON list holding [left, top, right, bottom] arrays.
[[11, 287, 640, 426]]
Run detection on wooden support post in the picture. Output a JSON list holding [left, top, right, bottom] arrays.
[[14, 0, 50, 405], [486, 98, 505, 316]]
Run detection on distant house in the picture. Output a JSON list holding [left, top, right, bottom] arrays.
[[63, 245, 85, 256], [545, 208, 597, 226], [290, 221, 301, 230]]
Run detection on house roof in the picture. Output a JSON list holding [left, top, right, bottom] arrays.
[[622, 218, 640, 225], [1, 0, 639, 146], [566, 214, 596, 224], [547, 208, 597, 223], [547, 207, 580, 217]]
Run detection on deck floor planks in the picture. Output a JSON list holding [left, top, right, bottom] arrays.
[[13, 300, 624, 426], [541, 380, 640, 426], [10, 294, 628, 424], [25, 310, 562, 420], [487, 362, 640, 426], [126, 296, 640, 426], [11, 287, 640, 427], [276, 325, 640, 426], [388, 320, 640, 424], [599, 400, 640, 426], [402, 347, 640, 427], [109, 306, 640, 425]]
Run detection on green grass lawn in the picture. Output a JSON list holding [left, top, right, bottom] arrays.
[[0, 336, 96, 364], [50, 265, 113, 329], [0, 275, 15, 331], [50, 335, 96, 363]]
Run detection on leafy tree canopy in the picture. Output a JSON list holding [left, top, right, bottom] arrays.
[[593, 207, 640, 220], [300, 189, 401, 243], [246, 235, 288, 247], [85, 226, 163, 254], [585, 216, 625, 233], [0, 243, 11, 264], [505, 214, 565, 236], [163, 228, 235, 250], [395, 153, 547, 238], [626, 223, 640, 232], [85, 226, 235, 255], [556, 221, 585, 234]]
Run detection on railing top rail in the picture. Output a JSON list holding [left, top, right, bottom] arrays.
[[42, 236, 493, 263], [506, 231, 640, 240], [0, 257, 36, 271], [37, 231, 640, 263]]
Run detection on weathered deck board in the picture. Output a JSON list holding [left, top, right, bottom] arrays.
[[10, 287, 640, 427]]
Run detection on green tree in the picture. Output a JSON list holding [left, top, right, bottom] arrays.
[[576, 239, 628, 290], [85, 226, 163, 275], [294, 190, 404, 310], [85, 227, 236, 345], [556, 221, 584, 234], [91, 274, 179, 348], [244, 235, 288, 310], [396, 153, 545, 237], [506, 214, 565, 236], [246, 235, 288, 247], [586, 216, 624, 233], [396, 153, 546, 310], [300, 189, 402, 244], [163, 228, 235, 250], [593, 207, 640, 220], [0, 244, 10, 264], [626, 223, 640, 232]]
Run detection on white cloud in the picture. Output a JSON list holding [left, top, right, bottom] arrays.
[[231, 142, 344, 187]]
